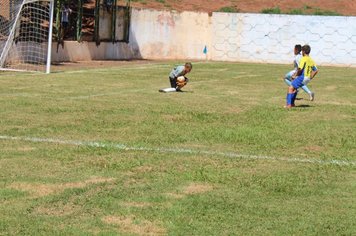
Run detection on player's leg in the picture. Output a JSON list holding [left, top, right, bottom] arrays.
[[286, 86, 296, 108], [284, 70, 295, 86], [169, 77, 177, 88], [159, 77, 177, 92], [300, 84, 314, 101], [301, 77, 314, 101], [290, 76, 304, 105], [286, 75, 302, 107]]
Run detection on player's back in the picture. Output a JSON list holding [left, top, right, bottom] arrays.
[[299, 56, 317, 78], [169, 65, 185, 78]]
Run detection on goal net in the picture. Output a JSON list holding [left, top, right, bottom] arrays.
[[0, 0, 54, 73]]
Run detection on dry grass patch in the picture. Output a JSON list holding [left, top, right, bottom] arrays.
[[123, 201, 153, 208], [164, 192, 185, 199], [304, 145, 324, 152], [132, 165, 154, 173], [34, 203, 79, 216], [165, 183, 214, 200], [8, 176, 115, 198], [102, 215, 166, 235], [183, 183, 214, 195]]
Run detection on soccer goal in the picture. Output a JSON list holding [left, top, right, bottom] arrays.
[[0, 0, 54, 73]]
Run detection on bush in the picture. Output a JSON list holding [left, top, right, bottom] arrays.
[[261, 7, 281, 14], [313, 8, 342, 16], [218, 6, 240, 13]]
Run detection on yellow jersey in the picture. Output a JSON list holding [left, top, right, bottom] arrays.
[[298, 55, 317, 78]]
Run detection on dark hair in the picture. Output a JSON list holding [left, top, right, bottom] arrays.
[[295, 44, 302, 53], [302, 45, 311, 54], [185, 62, 192, 69]]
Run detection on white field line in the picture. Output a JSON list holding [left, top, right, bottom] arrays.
[[0, 135, 355, 166]]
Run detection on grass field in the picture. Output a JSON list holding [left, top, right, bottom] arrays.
[[0, 61, 355, 235]]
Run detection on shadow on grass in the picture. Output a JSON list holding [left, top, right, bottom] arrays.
[[296, 104, 312, 108]]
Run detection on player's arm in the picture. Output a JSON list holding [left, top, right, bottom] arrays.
[[310, 66, 318, 79], [293, 61, 306, 79]]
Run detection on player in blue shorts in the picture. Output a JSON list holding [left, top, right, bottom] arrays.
[[284, 44, 314, 101], [159, 62, 192, 93], [286, 45, 318, 108]]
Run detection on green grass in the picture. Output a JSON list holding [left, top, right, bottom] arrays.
[[261, 7, 282, 14], [262, 5, 342, 16], [0, 61, 355, 235], [217, 6, 240, 13]]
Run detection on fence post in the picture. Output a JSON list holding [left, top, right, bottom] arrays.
[[76, 0, 83, 41], [111, 0, 117, 43], [94, 0, 100, 45]]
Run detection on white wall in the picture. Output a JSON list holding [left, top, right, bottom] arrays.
[[211, 13, 356, 67], [129, 8, 211, 60], [52, 8, 356, 67]]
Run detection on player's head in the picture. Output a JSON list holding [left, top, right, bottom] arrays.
[[302, 45, 311, 55], [294, 44, 302, 55], [184, 62, 192, 73]]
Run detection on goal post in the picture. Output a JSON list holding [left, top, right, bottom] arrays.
[[0, 0, 54, 73]]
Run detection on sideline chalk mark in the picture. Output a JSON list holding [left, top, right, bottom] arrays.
[[0, 135, 355, 166]]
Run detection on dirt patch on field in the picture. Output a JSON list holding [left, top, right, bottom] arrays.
[[123, 201, 153, 208], [132, 165, 154, 173], [165, 192, 185, 199], [102, 215, 166, 235], [304, 145, 324, 152], [126, 0, 356, 16], [166, 182, 214, 199], [35, 203, 80, 216], [183, 183, 214, 195], [8, 176, 115, 198]]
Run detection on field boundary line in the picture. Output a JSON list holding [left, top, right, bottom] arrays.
[[0, 135, 355, 166]]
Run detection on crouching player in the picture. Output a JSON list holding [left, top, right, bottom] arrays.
[[159, 62, 192, 93], [286, 45, 318, 108], [284, 44, 314, 101]]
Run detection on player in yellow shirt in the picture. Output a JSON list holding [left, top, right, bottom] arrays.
[[286, 45, 318, 108]]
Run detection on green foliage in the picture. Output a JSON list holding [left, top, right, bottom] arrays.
[[262, 5, 342, 16], [313, 8, 342, 16], [287, 8, 304, 15], [218, 6, 240, 13], [261, 6, 281, 14]]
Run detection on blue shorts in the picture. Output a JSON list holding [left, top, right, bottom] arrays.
[[291, 75, 304, 89]]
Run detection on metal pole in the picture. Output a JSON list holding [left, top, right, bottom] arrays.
[[76, 0, 83, 41], [94, 0, 100, 45], [46, 0, 55, 73], [111, 0, 117, 43]]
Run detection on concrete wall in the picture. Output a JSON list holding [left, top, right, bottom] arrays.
[[52, 8, 356, 67], [128, 8, 211, 60], [211, 13, 356, 66]]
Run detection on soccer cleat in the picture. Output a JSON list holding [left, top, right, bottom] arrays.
[[309, 92, 315, 101]]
